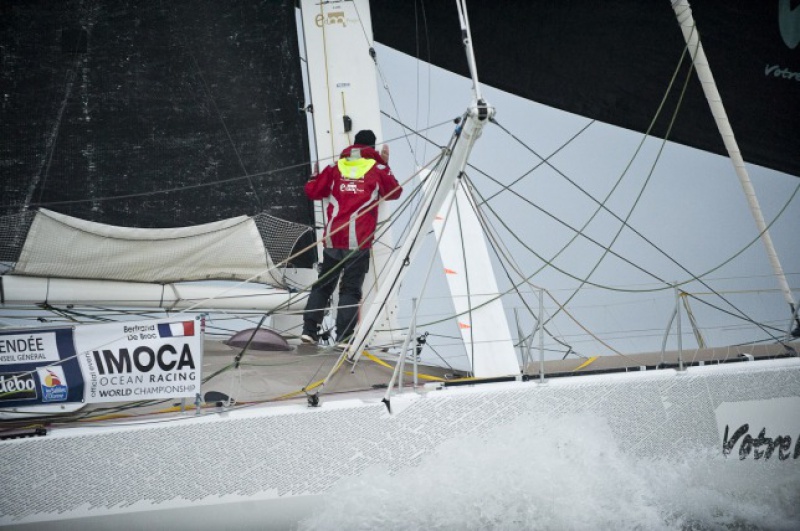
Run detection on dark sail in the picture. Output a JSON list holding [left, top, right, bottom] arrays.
[[0, 0, 313, 228], [372, 1, 800, 178]]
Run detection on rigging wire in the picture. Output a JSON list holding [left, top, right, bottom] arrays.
[[483, 63, 793, 344], [474, 23, 797, 344], [500, 53, 703, 327], [478, 118, 596, 207], [412, 0, 433, 165], [684, 293, 787, 336], [471, 155, 800, 296], [458, 175, 622, 358], [21, 118, 454, 210], [472, 153, 795, 347], [473, 44, 704, 295], [349, 0, 419, 166], [25, 162, 311, 208], [354, 110, 800, 353]]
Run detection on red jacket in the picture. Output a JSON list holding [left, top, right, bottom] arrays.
[[305, 144, 402, 250]]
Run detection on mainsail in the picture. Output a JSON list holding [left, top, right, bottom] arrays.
[[0, 0, 319, 310], [0, 0, 314, 246]]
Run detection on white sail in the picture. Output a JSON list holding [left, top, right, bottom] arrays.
[[427, 174, 520, 377], [1, 209, 313, 310], [11, 208, 309, 285]]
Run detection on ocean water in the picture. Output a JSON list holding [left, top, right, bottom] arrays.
[[298, 414, 800, 531]]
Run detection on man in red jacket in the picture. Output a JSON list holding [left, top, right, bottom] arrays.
[[301, 130, 402, 346]]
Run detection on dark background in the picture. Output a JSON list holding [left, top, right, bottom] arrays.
[[372, 0, 799, 178], [0, 0, 314, 230]]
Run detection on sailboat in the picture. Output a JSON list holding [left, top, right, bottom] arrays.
[[1, 0, 799, 529]]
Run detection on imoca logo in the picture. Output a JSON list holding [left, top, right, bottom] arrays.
[[779, 0, 800, 49]]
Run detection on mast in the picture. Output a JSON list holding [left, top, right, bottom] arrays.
[[343, 99, 495, 370], [420, 0, 519, 377], [316, 0, 519, 394], [670, 0, 798, 335], [298, 0, 401, 346]]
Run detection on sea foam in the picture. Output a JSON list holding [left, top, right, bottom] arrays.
[[299, 413, 800, 530]]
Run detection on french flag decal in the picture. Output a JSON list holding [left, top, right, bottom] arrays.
[[158, 321, 195, 338]]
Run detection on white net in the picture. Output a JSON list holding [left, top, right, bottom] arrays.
[[0, 210, 35, 264]]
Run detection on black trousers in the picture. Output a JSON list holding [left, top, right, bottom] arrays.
[[303, 248, 370, 341]]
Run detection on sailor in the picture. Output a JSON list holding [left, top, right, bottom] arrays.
[[301, 130, 402, 347]]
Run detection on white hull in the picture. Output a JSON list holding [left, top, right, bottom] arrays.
[[2, 356, 798, 529]]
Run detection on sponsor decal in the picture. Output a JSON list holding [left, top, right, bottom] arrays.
[[779, 0, 800, 49], [0, 372, 37, 402], [722, 423, 799, 460], [715, 397, 800, 462], [765, 2, 800, 82], [37, 366, 68, 403], [90, 344, 196, 375], [315, 10, 346, 28], [77, 318, 203, 402], [0, 332, 60, 365], [764, 64, 800, 81]]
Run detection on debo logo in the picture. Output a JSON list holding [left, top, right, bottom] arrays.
[[779, 0, 800, 49]]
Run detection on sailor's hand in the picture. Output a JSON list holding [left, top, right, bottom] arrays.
[[380, 144, 389, 163], [312, 162, 319, 177]]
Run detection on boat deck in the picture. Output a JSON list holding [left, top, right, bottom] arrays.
[[1, 338, 796, 435], [523, 341, 798, 377]]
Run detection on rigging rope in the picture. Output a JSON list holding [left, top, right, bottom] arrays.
[[513, 49, 701, 329], [452, 32, 794, 345], [457, 177, 624, 357]]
